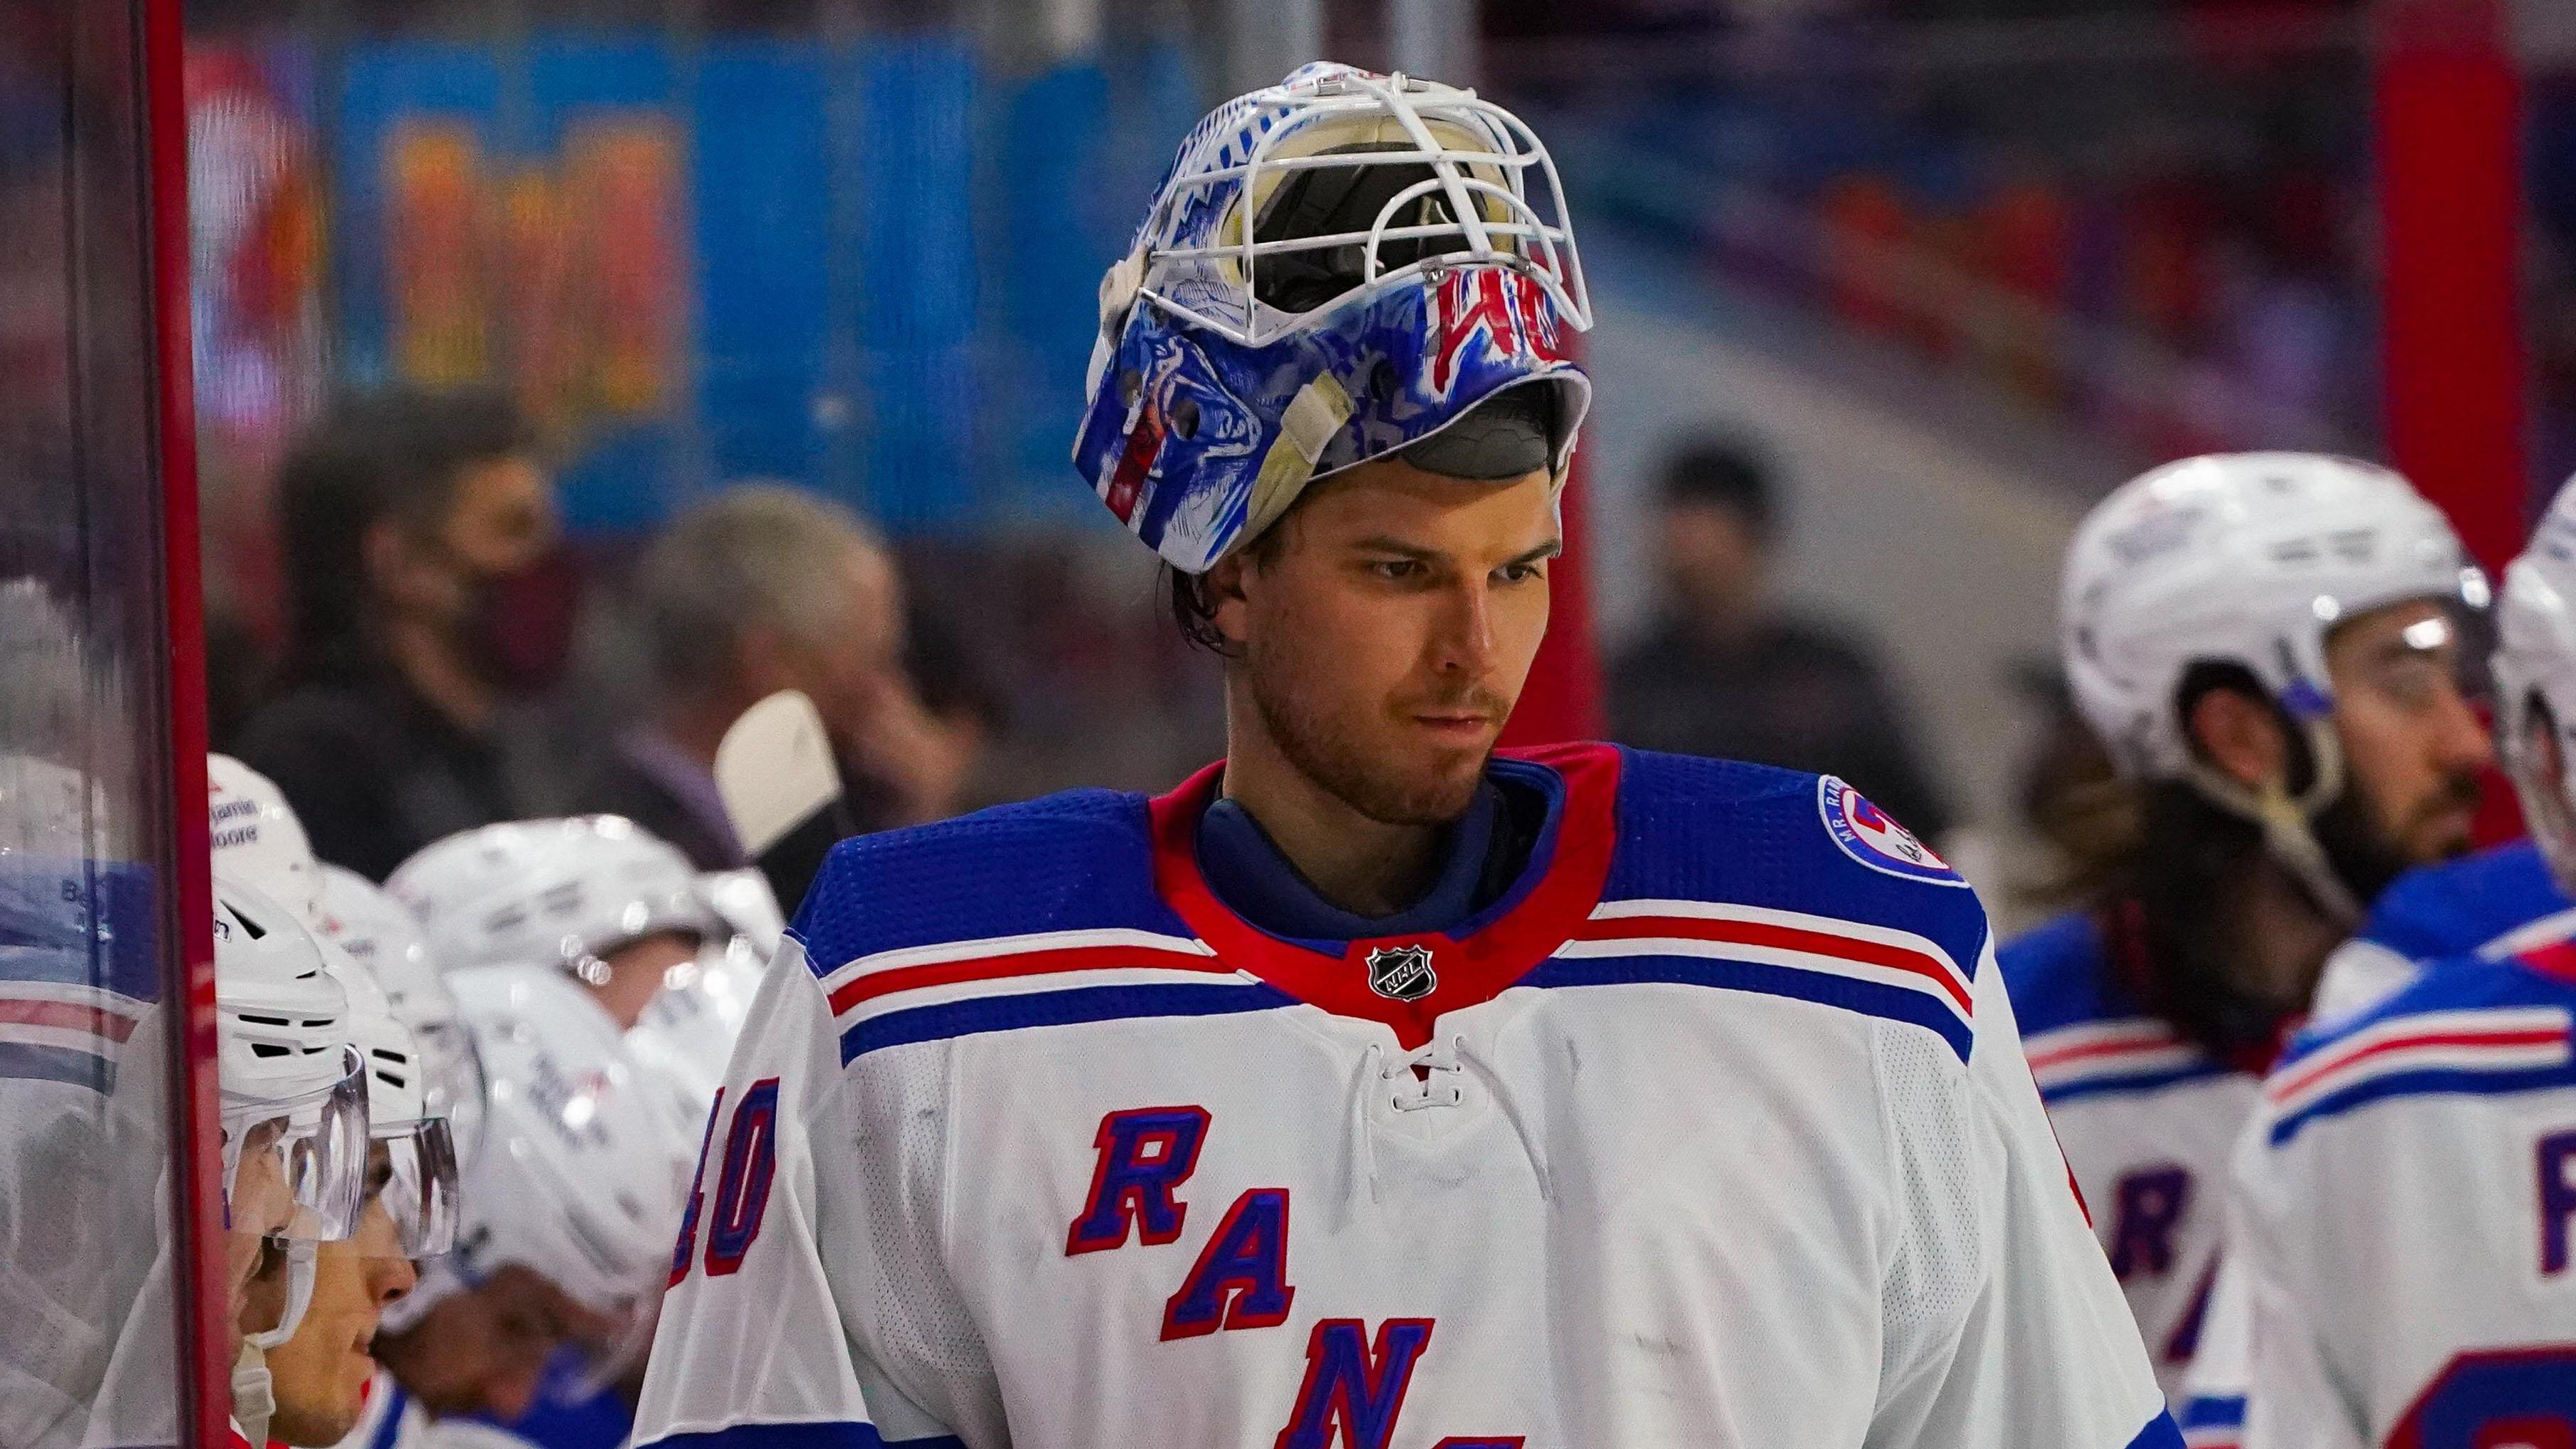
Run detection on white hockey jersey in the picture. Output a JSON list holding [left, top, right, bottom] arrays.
[[2000, 909, 2261, 1402], [636, 746, 2178, 1449], [2226, 935, 2576, 1447]]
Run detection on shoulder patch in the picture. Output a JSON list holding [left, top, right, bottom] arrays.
[[1817, 775, 1964, 887]]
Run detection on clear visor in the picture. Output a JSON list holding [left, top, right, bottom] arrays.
[[414, 1020, 488, 1166], [225, 1046, 372, 1242], [378, 1116, 461, 1257]]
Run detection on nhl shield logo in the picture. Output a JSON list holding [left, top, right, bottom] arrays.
[[1365, 943, 1438, 1002]]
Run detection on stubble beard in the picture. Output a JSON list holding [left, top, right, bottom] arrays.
[[1246, 641, 1490, 827]]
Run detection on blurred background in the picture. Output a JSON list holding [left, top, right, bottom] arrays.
[[170, 0, 2564, 927]]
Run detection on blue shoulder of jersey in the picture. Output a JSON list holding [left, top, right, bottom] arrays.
[[1601, 749, 1992, 991], [2355, 838, 2562, 964], [2263, 944, 2576, 1146], [789, 788, 1181, 977], [1995, 909, 2140, 1038]]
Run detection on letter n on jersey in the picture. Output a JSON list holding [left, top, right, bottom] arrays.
[[1067, 1106, 1212, 1254], [1275, 1319, 1436, 1449]]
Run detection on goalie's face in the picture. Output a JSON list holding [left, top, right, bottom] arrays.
[[1212, 457, 1558, 824]]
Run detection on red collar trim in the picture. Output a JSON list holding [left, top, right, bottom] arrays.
[[1148, 743, 1622, 1048]]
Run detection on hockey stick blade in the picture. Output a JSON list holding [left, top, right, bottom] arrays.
[[713, 690, 854, 917]]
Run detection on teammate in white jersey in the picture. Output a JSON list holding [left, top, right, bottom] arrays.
[[637, 63, 2176, 1449], [2206, 474, 2576, 1446], [2002, 455, 2490, 1401]]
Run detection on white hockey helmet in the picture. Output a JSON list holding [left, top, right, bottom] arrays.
[[316, 862, 487, 1166], [2061, 453, 2479, 914], [2494, 475, 2576, 889], [700, 868, 785, 957], [624, 871, 780, 1129], [388, 817, 717, 984], [210, 755, 324, 926], [214, 875, 369, 1247], [441, 965, 690, 1391]]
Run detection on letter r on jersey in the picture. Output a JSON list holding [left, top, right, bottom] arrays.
[[2109, 1165, 2190, 1279], [1066, 1105, 1211, 1255], [2540, 1130, 2576, 1275], [1274, 1318, 1437, 1449]]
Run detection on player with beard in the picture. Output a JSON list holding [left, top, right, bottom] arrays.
[[633, 63, 2175, 1449], [2000, 454, 2492, 1406]]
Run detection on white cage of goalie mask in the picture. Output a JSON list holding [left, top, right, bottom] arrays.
[[1131, 68, 1593, 348]]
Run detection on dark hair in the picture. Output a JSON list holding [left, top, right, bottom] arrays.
[[1657, 435, 1779, 540], [1167, 525, 1289, 655], [2093, 661, 2324, 1056], [276, 386, 534, 681]]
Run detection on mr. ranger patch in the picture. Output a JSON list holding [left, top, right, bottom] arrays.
[[1818, 775, 1965, 887]]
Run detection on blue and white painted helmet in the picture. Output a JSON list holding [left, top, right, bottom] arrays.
[[1073, 63, 1593, 574]]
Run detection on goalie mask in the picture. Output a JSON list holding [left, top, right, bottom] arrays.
[[1073, 63, 1592, 573]]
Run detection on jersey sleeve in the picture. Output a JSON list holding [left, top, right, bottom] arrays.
[[1869, 933, 2181, 1449], [633, 937, 966, 1449]]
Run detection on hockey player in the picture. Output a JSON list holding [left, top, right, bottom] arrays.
[[2001, 455, 2490, 1401], [214, 879, 374, 1445], [361, 962, 688, 1443], [2216, 475, 2576, 1445], [637, 63, 2176, 1449], [258, 942, 460, 1447], [388, 816, 716, 1033]]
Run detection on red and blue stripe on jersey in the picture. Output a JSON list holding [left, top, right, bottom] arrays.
[[0, 857, 161, 1093], [2261, 941, 2576, 1147], [797, 745, 1992, 1065]]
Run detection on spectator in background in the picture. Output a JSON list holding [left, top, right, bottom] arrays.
[[571, 484, 980, 868], [234, 388, 571, 880], [1609, 434, 1955, 839]]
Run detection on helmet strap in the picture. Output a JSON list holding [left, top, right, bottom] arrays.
[[2180, 714, 2363, 928], [232, 1341, 275, 1445], [246, 1239, 319, 1351], [1237, 373, 1357, 553]]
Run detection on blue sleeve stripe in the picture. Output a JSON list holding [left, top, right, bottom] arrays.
[[2178, 1395, 2246, 1430], [636, 1423, 963, 1449], [839, 981, 1298, 1063], [2128, 1410, 2190, 1449], [0, 1041, 113, 1093], [2039, 1060, 2236, 1107], [2270, 1058, 2576, 1146], [1526, 953, 1972, 1061]]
